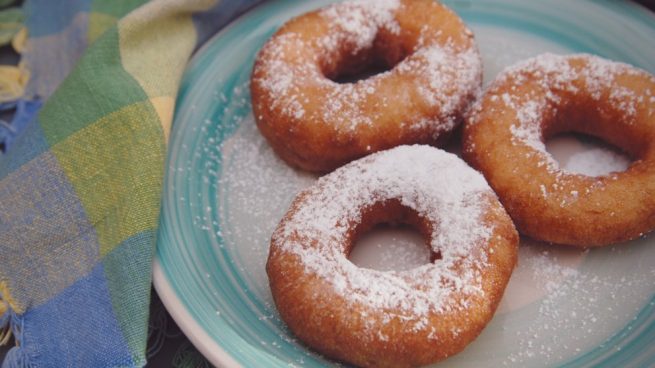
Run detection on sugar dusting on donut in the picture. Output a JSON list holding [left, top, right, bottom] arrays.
[[316, 45, 481, 132], [400, 45, 482, 134], [320, 0, 401, 52], [256, 0, 404, 123], [464, 53, 655, 245], [469, 53, 654, 174], [255, 32, 314, 120], [273, 145, 494, 332], [254, 0, 482, 132]]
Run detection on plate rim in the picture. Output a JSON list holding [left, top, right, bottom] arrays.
[[151, 1, 273, 366], [153, 1, 655, 367], [153, 260, 239, 368]]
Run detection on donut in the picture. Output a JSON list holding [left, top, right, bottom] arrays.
[[266, 145, 518, 368], [463, 53, 655, 247], [251, 0, 482, 172]]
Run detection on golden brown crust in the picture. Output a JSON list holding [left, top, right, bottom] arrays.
[[463, 53, 655, 247], [266, 146, 518, 367], [267, 194, 518, 368], [251, 0, 482, 173]]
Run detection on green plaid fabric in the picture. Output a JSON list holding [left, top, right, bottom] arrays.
[[0, 0, 261, 366]]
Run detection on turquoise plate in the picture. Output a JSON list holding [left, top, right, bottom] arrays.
[[153, 1, 655, 367]]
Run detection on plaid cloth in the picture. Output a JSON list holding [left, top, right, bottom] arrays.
[[0, 0, 262, 366]]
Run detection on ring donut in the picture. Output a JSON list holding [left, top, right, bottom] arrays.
[[463, 53, 655, 247], [251, 0, 482, 172], [267, 145, 518, 368]]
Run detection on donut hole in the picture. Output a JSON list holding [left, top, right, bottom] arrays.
[[322, 29, 410, 84], [347, 200, 439, 271], [543, 102, 634, 176], [349, 223, 436, 271], [545, 132, 632, 176], [330, 59, 395, 84]]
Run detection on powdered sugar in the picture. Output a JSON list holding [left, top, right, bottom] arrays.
[[467, 53, 653, 182], [496, 241, 655, 367], [254, 33, 314, 120], [565, 148, 630, 176], [315, 44, 481, 132], [508, 98, 547, 151], [402, 45, 482, 123], [252, 0, 481, 135], [490, 53, 651, 174], [320, 0, 401, 52], [272, 145, 498, 331]]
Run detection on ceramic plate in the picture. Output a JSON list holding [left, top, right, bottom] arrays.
[[153, 1, 655, 367]]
